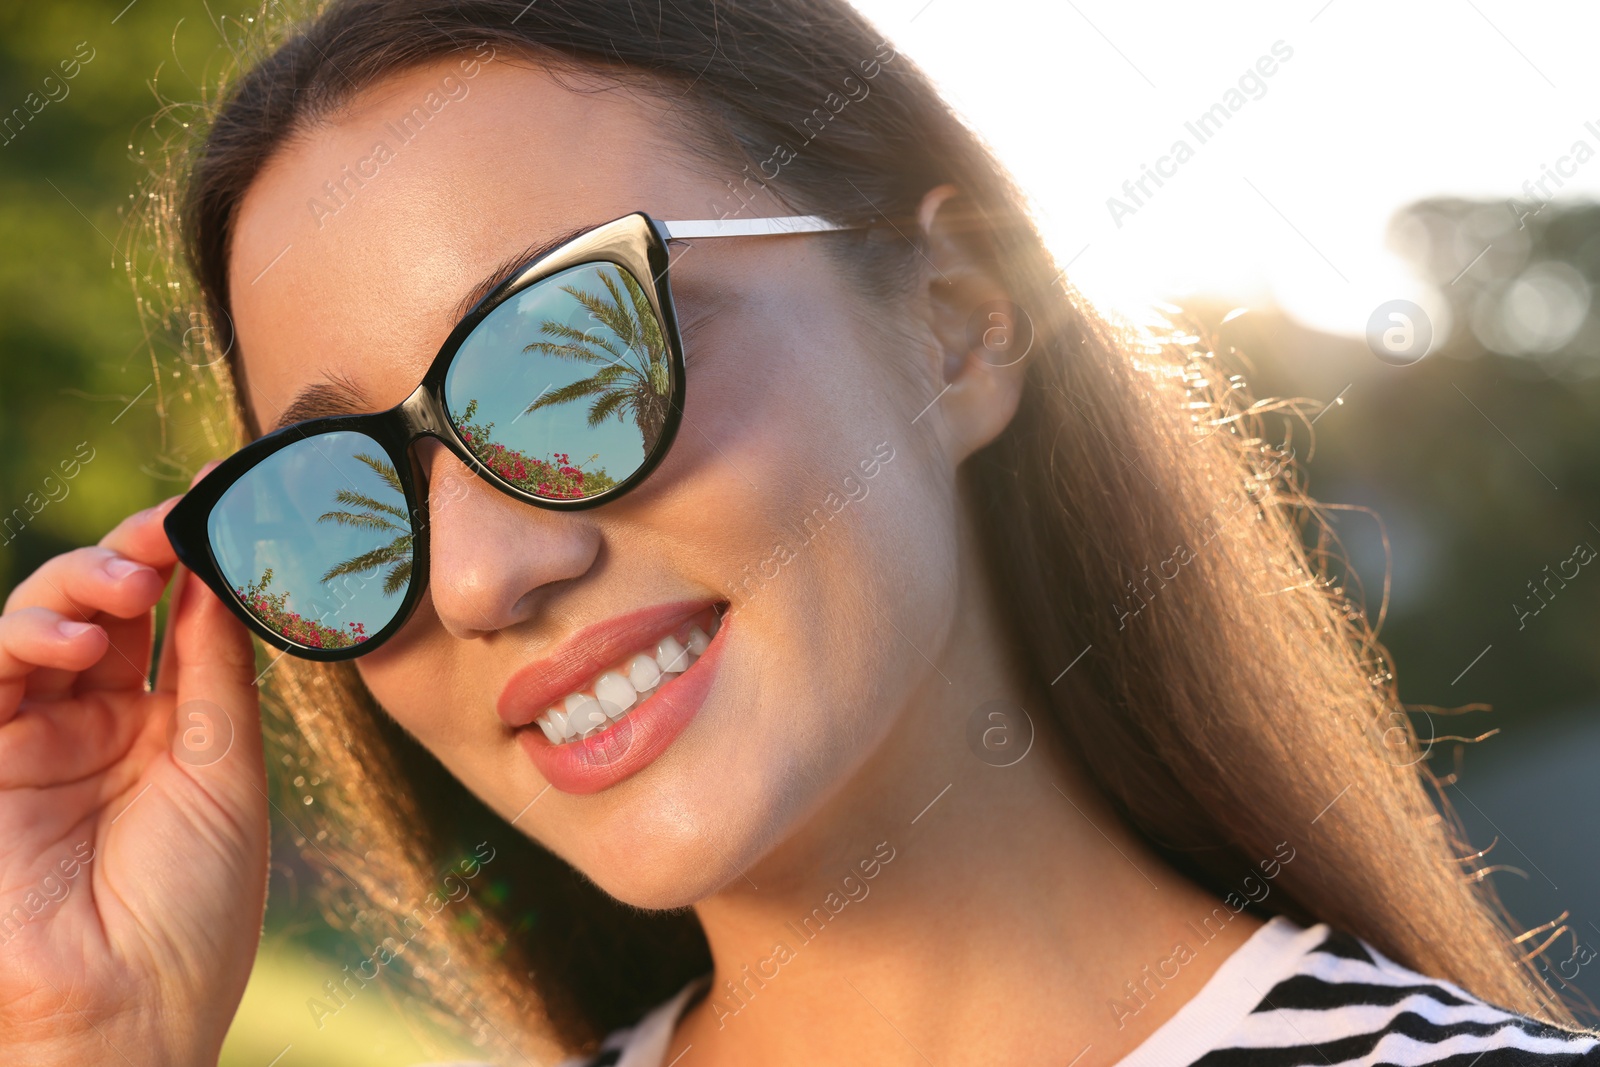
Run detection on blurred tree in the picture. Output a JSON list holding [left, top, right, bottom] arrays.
[[1179, 199, 1600, 734], [0, 5, 478, 1061], [0, 1, 209, 591]]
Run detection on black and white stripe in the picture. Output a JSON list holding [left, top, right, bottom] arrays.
[[536, 917, 1599, 1067], [1190, 926, 1600, 1067]]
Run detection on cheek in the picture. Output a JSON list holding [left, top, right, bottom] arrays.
[[353, 655, 427, 744], [351, 608, 496, 767], [677, 309, 912, 588], [676, 306, 959, 738]]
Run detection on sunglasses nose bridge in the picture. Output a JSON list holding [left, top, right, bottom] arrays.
[[396, 384, 462, 527], [396, 383, 498, 519], [398, 381, 449, 439]]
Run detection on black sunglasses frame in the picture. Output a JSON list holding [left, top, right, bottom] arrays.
[[165, 212, 688, 662]]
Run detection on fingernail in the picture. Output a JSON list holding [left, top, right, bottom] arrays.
[[105, 557, 150, 580], [58, 620, 98, 639]]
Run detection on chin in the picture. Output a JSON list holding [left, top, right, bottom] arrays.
[[576, 836, 756, 911], [566, 762, 801, 910]]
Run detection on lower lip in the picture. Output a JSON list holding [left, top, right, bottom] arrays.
[[516, 616, 728, 795]]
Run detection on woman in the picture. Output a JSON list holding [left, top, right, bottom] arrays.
[[0, 1, 1593, 1064]]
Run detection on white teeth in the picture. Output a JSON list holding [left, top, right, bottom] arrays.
[[627, 653, 662, 693], [564, 693, 608, 736], [531, 618, 719, 745], [656, 635, 689, 673], [594, 671, 638, 713]]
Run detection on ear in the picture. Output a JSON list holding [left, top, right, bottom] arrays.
[[913, 184, 1028, 463]]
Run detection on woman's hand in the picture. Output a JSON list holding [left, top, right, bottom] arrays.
[[0, 489, 267, 1066]]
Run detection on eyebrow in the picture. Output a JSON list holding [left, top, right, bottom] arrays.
[[269, 222, 601, 434], [270, 372, 373, 433], [449, 222, 597, 323]]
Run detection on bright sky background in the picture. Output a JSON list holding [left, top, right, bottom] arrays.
[[847, 0, 1600, 339]]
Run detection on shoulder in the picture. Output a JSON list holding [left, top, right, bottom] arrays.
[[1194, 923, 1600, 1067], [553, 975, 711, 1067]]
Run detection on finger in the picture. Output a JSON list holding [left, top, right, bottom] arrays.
[[4, 546, 166, 693], [0, 607, 108, 720], [152, 565, 188, 693], [154, 462, 232, 697], [97, 493, 184, 566], [1, 496, 182, 617], [4, 495, 186, 694], [157, 562, 258, 699], [4, 545, 168, 621], [0, 691, 146, 790], [76, 612, 157, 694], [162, 552, 265, 820], [80, 495, 188, 692]]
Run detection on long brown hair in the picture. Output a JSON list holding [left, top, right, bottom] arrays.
[[143, 0, 1576, 1057]]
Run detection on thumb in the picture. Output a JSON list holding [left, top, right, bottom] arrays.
[[160, 555, 266, 814]]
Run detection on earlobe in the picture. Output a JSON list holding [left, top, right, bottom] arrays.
[[914, 185, 1028, 462]]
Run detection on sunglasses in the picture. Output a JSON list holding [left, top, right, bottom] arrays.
[[165, 211, 864, 660]]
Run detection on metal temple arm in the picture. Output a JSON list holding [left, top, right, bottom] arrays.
[[658, 214, 865, 239]]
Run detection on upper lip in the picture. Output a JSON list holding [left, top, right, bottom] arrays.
[[495, 599, 714, 728]]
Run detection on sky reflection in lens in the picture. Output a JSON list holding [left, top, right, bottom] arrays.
[[207, 431, 412, 649], [445, 262, 672, 500]]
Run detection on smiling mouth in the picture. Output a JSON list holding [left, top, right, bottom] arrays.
[[531, 612, 721, 745]]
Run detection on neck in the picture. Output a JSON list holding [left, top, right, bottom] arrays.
[[675, 578, 1261, 1065]]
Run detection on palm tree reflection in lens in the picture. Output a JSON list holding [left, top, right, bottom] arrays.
[[520, 266, 671, 456], [237, 265, 673, 650], [317, 452, 414, 592], [450, 265, 670, 500], [236, 451, 411, 650]]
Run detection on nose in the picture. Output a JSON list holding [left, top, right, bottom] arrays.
[[417, 438, 600, 640]]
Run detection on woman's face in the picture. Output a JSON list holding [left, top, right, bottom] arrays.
[[229, 56, 1002, 908]]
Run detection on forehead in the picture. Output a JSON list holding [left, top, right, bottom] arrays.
[[228, 56, 713, 430]]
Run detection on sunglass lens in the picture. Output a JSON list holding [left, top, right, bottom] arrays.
[[443, 261, 674, 501], [207, 431, 414, 651]]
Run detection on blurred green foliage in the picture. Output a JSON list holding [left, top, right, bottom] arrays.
[[0, 0, 209, 589], [0, 4, 479, 1062]]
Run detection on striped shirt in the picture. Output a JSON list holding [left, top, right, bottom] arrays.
[[546, 915, 1600, 1067], [1121, 917, 1598, 1067]]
